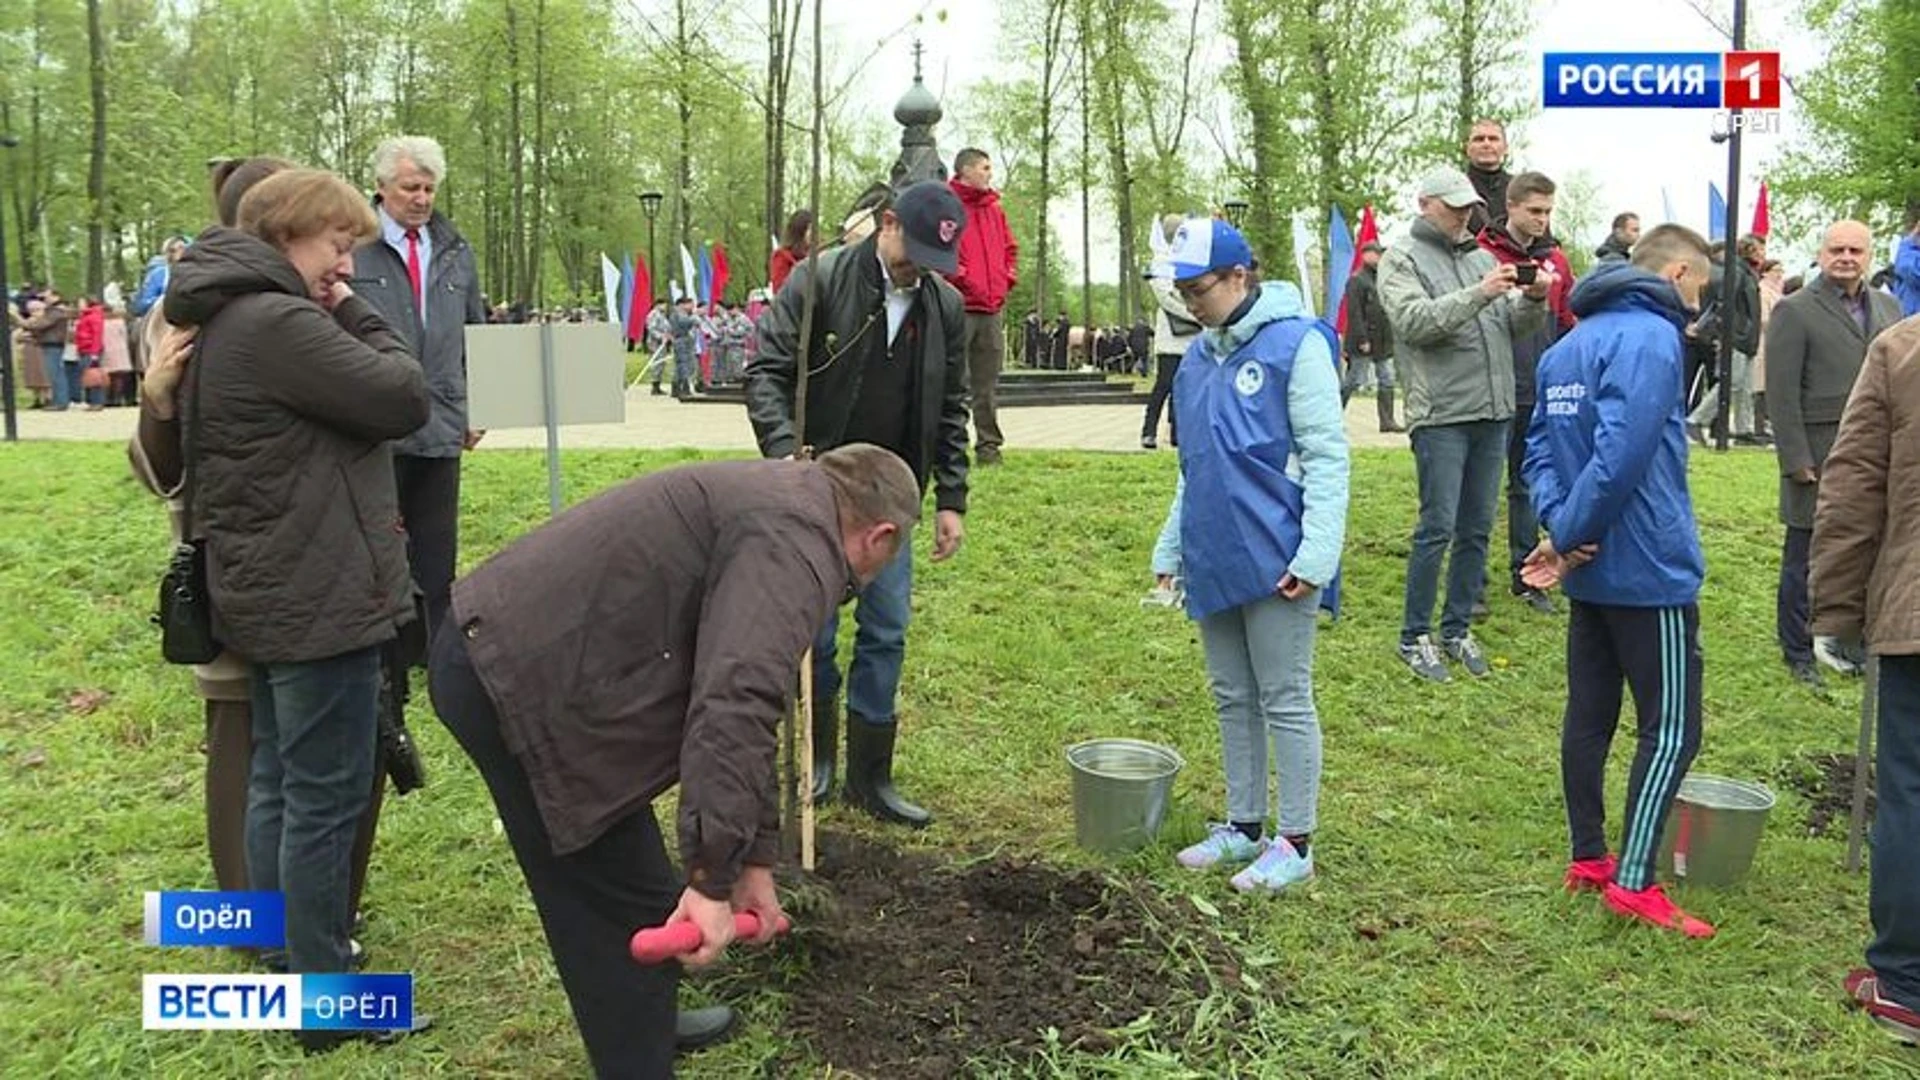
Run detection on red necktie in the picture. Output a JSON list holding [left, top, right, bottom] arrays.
[[405, 228, 424, 314]]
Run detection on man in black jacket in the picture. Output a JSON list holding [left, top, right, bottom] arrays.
[[1340, 241, 1400, 430], [1464, 119, 1512, 236], [744, 180, 971, 828], [1595, 212, 1640, 262], [1686, 234, 1765, 444]]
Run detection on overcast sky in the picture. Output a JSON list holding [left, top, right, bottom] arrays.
[[825, 0, 1836, 281]]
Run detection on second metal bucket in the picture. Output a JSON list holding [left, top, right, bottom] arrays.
[[1658, 774, 1777, 888], [1066, 739, 1185, 854]]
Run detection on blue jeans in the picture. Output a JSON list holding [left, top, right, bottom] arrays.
[[815, 542, 912, 724], [71, 355, 103, 407], [1197, 591, 1324, 835], [1402, 419, 1509, 644], [1870, 654, 1920, 1010], [1507, 411, 1540, 589], [41, 343, 68, 409], [1343, 354, 1395, 392], [247, 646, 382, 974]]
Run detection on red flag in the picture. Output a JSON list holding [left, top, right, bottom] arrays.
[[1335, 206, 1380, 336], [1751, 181, 1770, 238], [627, 253, 651, 343], [710, 243, 731, 313]]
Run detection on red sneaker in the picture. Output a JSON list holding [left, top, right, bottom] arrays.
[[1602, 882, 1715, 938], [1845, 967, 1920, 1045], [1564, 855, 1618, 893]]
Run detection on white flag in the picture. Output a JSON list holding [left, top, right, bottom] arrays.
[[600, 254, 622, 327], [679, 245, 699, 307], [1291, 212, 1318, 318]]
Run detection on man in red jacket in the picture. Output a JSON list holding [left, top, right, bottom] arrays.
[[1477, 170, 1577, 615], [948, 148, 1019, 465]]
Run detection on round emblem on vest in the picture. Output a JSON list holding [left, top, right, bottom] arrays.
[[1235, 360, 1265, 397]]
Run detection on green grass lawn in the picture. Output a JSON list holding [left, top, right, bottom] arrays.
[[0, 441, 1903, 1078]]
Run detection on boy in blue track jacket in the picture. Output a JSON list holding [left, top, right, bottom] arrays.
[[1521, 224, 1717, 938]]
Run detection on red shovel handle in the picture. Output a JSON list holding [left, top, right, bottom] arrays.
[[629, 912, 792, 964]]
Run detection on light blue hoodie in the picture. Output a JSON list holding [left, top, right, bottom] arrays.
[[1150, 280, 1350, 612]]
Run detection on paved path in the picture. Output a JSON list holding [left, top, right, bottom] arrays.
[[6, 389, 1415, 453]]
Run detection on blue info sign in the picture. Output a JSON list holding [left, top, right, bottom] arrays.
[[300, 974, 414, 1031], [1543, 52, 1723, 109], [142, 973, 414, 1031], [143, 891, 286, 949]]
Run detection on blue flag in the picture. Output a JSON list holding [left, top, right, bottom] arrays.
[[698, 244, 715, 308], [618, 253, 635, 336], [1325, 205, 1355, 324], [1708, 183, 1727, 242]]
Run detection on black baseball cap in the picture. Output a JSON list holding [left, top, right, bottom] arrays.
[[892, 181, 966, 276]]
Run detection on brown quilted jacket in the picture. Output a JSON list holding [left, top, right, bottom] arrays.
[[1811, 315, 1920, 655]]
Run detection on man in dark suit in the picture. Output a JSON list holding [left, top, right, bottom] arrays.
[[1764, 220, 1905, 686]]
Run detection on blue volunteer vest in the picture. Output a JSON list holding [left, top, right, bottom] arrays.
[[1172, 316, 1342, 621]]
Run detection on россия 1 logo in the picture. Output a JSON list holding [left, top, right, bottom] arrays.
[[1543, 51, 1782, 133], [1544, 51, 1782, 136]]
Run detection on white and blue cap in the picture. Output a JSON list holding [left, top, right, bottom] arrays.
[[1152, 218, 1255, 283]]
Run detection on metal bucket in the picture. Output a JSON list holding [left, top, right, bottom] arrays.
[[1066, 739, 1185, 854], [1658, 774, 1776, 889]]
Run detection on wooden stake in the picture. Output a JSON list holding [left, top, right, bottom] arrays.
[[798, 646, 816, 870], [781, 0, 827, 872], [1847, 655, 1878, 874]]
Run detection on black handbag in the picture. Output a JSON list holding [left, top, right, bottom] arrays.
[[154, 350, 222, 664], [157, 539, 219, 664]]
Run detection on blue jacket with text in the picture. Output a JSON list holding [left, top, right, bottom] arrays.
[[1523, 261, 1704, 608]]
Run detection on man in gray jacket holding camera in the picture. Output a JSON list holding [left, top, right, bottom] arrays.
[[1380, 167, 1552, 683]]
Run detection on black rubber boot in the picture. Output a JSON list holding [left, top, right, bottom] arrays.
[[844, 717, 932, 828], [811, 694, 839, 803], [675, 1005, 738, 1055], [1378, 388, 1404, 432]]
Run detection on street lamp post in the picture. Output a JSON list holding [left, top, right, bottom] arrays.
[[0, 134, 20, 443], [1705, 0, 1750, 453], [1222, 200, 1250, 229], [639, 191, 664, 306]]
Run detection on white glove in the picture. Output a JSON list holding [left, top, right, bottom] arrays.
[[1141, 577, 1184, 610], [1813, 634, 1866, 676]]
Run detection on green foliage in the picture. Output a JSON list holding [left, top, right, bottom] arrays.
[[1773, 0, 1920, 230], [0, 440, 1905, 1076], [0, 0, 898, 308]]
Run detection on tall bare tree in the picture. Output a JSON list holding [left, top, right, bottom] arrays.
[[522, 0, 549, 305], [1076, 0, 1092, 331], [674, 0, 694, 253], [506, 0, 527, 303], [1032, 0, 1072, 322], [85, 0, 107, 295], [764, 0, 803, 263]]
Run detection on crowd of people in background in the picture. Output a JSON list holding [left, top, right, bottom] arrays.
[[9, 287, 137, 411]]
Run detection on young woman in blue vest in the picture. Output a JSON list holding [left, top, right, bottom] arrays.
[[1150, 219, 1351, 892]]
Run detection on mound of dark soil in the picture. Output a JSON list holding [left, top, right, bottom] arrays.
[[749, 832, 1258, 1078], [1778, 751, 1875, 836]]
